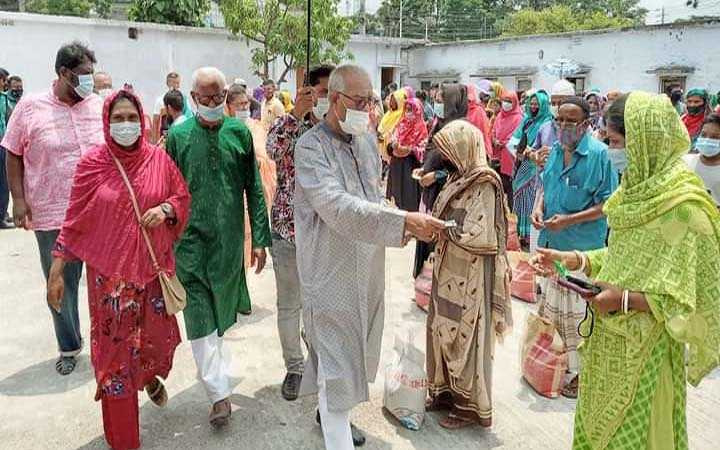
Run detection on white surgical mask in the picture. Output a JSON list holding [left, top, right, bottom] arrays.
[[551, 105, 559, 116], [608, 147, 628, 173], [339, 108, 370, 136], [696, 137, 720, 158], [501, 101, 513, 112], [197, 103, 225, 123], [313, 97, 330, 119], [98, 88, 112, 99], [434, 103, 445, 119], [74, 73, 95, 99], [235, 110, 251, 122], [110, 121, 142, 147]]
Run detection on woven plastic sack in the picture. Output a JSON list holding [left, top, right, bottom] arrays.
[[509, 251, 536, 303], [383, 334, 427, 430], [520, 313, 568, 398], [414, 254, 433, 312]]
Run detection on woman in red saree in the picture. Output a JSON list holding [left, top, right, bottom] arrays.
[[47, 89, 190, 450], [491, 91, 523, 208]]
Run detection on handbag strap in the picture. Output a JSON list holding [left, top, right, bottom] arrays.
[[110, 152, 162, 273]]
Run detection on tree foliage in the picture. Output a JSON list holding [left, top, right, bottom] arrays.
[[128, 0, 211, 27], [502, 5, 636, 37], [370, 0, 646, 41], [25, 0, 112, 18], [220, 0, 354, 83]]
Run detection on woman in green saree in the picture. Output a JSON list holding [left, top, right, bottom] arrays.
[[530, 91, 720, 449]]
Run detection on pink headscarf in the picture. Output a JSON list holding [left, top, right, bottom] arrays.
[[466, 84, 493, 156], [56, 89, 191, 284], [397, 98, 429, 161], [492, 91, 523, 176]]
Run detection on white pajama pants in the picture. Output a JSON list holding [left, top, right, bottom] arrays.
[[191, 331, 232, 404], [317, 357, 353, 450]]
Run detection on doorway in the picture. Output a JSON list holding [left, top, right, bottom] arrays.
[[381, 67, 395, 94], [660, 76, 687, 95]]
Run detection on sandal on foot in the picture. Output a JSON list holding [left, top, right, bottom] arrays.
[[439, 413, 476, 430], [209, 398, 231, 428], [425, 396, 453, 412], [55, 356, 77, 376], [145, 377, 168, 408], [561, 375, 579, 399]]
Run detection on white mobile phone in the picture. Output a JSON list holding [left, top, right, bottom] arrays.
[[444, 220, 458, 229]]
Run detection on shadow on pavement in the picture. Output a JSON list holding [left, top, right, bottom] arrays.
[[0, 354, 93, 396], [515, 378, 576, 413]]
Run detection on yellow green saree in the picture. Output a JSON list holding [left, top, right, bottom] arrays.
[[573, 92, 720, 449]]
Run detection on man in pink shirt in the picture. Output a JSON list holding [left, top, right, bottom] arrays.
[[2, 42, 104, 375]]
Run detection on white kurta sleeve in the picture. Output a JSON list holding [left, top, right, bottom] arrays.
[[295, 136, 407, 247]]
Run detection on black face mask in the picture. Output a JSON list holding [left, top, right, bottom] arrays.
[[10, 89, 22, 100], [530, 106, 539, 116], [687, 105, 705, 116], [670, 92, 683, 103]]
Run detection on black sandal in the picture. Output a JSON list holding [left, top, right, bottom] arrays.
[[55, 356, 77, 376]]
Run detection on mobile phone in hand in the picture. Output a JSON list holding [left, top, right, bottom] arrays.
[[557, 275, 602, 298], [443, 219, 459, 229]]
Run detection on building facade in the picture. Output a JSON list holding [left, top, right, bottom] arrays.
[[406, 20, 720, 96]]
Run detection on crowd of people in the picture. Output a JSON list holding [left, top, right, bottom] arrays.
[[1, 39, 719, 450]]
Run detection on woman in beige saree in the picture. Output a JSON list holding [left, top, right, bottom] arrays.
[[426, 119, 513, 429]]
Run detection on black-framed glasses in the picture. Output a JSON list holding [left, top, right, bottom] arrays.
[[194, 90, 227, 105], [339, 92, 372, 110]]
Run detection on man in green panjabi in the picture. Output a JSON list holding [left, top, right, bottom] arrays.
[[166, 66, 271, 428]]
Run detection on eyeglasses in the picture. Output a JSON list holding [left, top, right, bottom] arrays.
[[194, 90, 227, 105], [339, 92, 373, 110], [554, 118, 585, 128]]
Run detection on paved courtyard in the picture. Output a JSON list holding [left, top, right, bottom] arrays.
[[1, 227, 719, 449]]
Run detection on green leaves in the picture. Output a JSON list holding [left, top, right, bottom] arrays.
[[25, 0, 93, 17], [128, 0, 212, 27], [220, 0, 353, 81], [501, 4, 637, 37]]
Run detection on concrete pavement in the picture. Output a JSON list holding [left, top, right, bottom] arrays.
[[1, 227, 719, 449]]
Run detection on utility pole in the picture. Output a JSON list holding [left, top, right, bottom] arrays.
[[661, 7, 665, 25], [399, 0, 404, 38], [425, 17, 429, 41]]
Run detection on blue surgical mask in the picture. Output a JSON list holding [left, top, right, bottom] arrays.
[[197, 103, 225, 123], [608, 148, 628, 173], [695, 137, 720, 158], [73, 73, 94, 99], [434, 103, 445, 119]]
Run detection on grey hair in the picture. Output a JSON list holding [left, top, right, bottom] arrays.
[[328, 65, 370, 94], [192, 67, 227, 91]]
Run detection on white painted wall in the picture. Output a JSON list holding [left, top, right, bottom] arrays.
[[407, 21, 720, 95], [0, 12, 415, 112]]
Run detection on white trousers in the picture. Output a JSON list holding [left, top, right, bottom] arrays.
[[191, 331, 232, 404], [318, 357, 353, 450]]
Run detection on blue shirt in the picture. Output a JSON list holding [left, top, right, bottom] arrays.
[[539, 133, 618, 251]]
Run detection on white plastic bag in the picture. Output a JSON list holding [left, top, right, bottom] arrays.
[[383, 333, 427, 430]]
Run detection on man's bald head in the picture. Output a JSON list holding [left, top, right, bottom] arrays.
[[328, 65, 372, 97]]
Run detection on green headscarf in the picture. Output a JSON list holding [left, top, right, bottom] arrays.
[[604, 91, 720, 385], [686, 87, 709, 104], [511, 90, 552, 144]]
